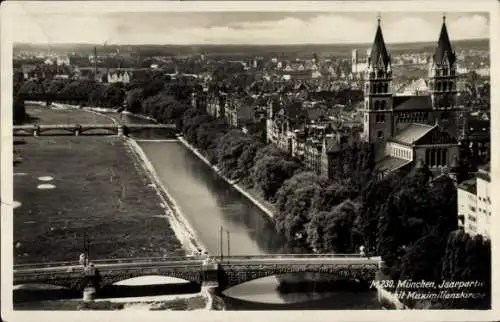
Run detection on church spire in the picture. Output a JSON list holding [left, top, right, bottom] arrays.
[[433, 14, 456, 65], [369, 14, 390, 69]]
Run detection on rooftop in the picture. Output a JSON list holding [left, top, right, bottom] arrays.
[[369, 18, 391, 69], [375, 156, 412, 175], [458, 178, 477, 194], [393, 95, 432, 111], [389, 123, 435, 145], [433, 16, 456, 66]]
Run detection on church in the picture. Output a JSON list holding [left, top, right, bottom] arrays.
[[362, 16, 460, 176]]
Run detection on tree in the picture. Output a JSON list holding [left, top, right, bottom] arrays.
[[125, 88, 144, 113], [252, 155, 300, 201], [358, 173, 402, 252], [236, 140, 265, 186], [311, 181, 356, 213], [13, 97, 26, 125], [142, 79, 165, 98], [376, 195, 405, 271], [399, 228, 445, 282], [215, 129, 250, 178], [429, 175, 458, 234], [275, 172, 327, 213], [306, 200, 359, 253], [275, 185, 320, 246]]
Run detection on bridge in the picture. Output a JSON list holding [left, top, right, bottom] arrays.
[[14, 254, 382, 294], [12, 123, 177, 137], [17, 93, 89, 106]]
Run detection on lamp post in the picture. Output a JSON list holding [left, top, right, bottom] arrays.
[[83, 232, 90, 265], [219, 226, 224, 261], [226, 230, 231, 258], [219, 226, 231, 261]]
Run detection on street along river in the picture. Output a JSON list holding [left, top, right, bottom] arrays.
[[123, 114, 380, 309]]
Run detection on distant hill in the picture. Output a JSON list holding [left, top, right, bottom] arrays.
[[14, 38, 489, 58]]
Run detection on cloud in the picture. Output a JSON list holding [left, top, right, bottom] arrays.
[[10, 11, 489, 45]]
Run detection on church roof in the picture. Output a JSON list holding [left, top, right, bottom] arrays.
[[389, 123, 435, 145], [433, 16, 456, 65], [393, 95, 432, 111], [390, 123, 458, 146], [369, 18, 391, 69], [375, 156, 412, 175]]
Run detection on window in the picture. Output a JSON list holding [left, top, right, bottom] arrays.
[[377, 131, 384, 139], [374, 101, 380, 110], [380, 101, 387, 110], [376, 114, 385, 123]]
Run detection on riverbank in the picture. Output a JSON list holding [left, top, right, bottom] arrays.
[[125, 138, 204, 255], [374, 285, 407, 310], [121, 111, 159, 123], [24, 104, 115, 126], [15, 293, 209, 311], [177, 136, 275, 219]]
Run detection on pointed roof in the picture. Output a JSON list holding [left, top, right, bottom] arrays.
[[369, 17, 391, 69], [433, 15, 456, 65]]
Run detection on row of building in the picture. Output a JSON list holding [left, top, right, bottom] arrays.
[[193, 16, 491, 241]]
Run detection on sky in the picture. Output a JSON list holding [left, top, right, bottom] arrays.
[[7, 3, 490, 45]]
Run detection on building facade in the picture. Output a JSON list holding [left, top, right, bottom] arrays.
[[363, 16, 460, 175], [457, 164, 491, 239]]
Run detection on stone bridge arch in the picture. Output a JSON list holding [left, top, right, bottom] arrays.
[[38, 127, 77, 136], [14, 265, 206, 292], [79, 127, 119, 136], [217, 263, 379, 291], [13, 128, 33, 136], [98, 267, 204, 288]]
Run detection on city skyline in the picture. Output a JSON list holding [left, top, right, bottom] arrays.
[[9, 7, 489, 45]]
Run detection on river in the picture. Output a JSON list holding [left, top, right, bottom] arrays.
[[120, 114, 380, 309]]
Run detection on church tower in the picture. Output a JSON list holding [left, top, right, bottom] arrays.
[[362, 16, 393, 144], [428, 15, 458, 138]]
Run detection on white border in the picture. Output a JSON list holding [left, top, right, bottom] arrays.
[[1, 1, 499, 321]]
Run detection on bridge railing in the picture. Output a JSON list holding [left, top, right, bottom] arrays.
[[220, 254, 366, 260], [14, 256, 201, 270], [14, 254, 377, 270]]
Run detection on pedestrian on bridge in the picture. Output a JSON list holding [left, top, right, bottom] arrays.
[[359, 245, 366, 257], [79, 253, 87, 266]]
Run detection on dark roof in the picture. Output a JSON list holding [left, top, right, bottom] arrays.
[[477, 162, 490, 182], [375, 156, 412, 174], [479, 162, 490, 172], [458, 178, 477, 194], [414, 126, 458, 146], [433, 17, 456, 65], [369, 19, 391, 69], [393, 95, 432, 111], [389, 123, 435, 145], [476, 172, 490, 182]]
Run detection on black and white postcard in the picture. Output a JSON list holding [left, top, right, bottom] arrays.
[[1, 1, 497, 321]]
